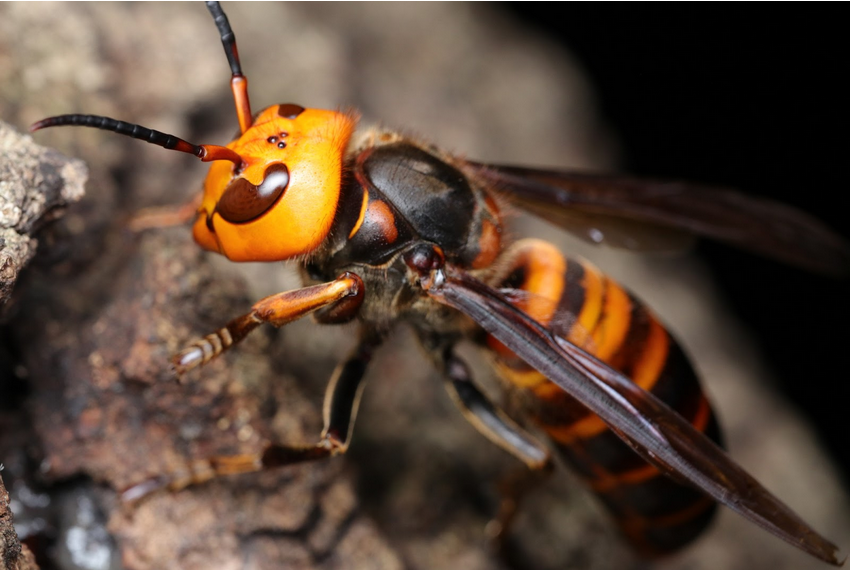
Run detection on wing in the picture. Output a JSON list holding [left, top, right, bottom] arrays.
[[462, 161, 850, 276], [423, 267, 843, 566]]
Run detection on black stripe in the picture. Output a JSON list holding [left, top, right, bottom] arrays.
[[702, 408, 724, 449], [639, 502, 717, 554], [533, 388, 594, 431], [597, 471, 712, 520], [644, 337, 705, 429], [609, 292, 651, 374], [589, 274, 611, 337], [555, 429, 646, 477], [332, 170, 367, 244], [550, 258, 586, 338]]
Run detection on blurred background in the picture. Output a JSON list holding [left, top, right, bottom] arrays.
[[503, 3, 850, 482]]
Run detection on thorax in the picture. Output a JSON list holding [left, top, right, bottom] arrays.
[[305, 128, 502, 332]]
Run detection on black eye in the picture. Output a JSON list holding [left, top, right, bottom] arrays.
[[277, 104, 305, 119], [216, 163, 289, 224]]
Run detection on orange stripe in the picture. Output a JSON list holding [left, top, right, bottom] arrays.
[[496, 362, 548, 389], [630, 317, 669, 393], [521, 240, 566, 325], [569, 260, 603, 350], [543, 314, 670, 442], [532, 380, 566, 399], [589, 463, 660, 493], [590, 279, 632, 362], [471, 219, 501, 268], [542, 418, 603, 442], [490, 240, 565, 387], [347, 188, 369, 239]]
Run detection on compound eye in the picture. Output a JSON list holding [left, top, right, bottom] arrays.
[[216, 163, 289, 223]]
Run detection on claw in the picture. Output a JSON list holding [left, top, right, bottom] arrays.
[[173, 346, 205, 375], [121, 476, 169, 503]]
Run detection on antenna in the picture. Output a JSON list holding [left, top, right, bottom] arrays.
[[206, 1, 253, 134], [30, 114, 243, 165]]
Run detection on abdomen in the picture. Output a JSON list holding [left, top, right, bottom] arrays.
[[487, 239, 722, 556]]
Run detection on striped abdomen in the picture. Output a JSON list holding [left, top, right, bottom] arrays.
[[487, 239, 722, 556]]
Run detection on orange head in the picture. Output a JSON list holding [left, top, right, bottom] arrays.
[[192, 104, 357, 261], [30, 3, 360, 264]]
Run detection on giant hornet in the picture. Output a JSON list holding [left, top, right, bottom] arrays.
[[29, 1, 847, 565]]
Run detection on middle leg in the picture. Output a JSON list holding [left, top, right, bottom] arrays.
[[123, 330, 382, 501], [418, 333, 554, 542]]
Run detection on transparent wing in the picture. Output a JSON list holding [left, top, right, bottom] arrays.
[[464, 162, 850, 275]]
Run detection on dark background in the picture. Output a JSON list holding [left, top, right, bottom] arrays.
[[504, 5, 849, 482]]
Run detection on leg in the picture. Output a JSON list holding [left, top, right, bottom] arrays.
[[173, 272, 363, 374], [321, 333, 381, 450], [127, 194, 202, 232], [123, 332, 381, 502], [419, 337, 553, 542], [439, 351, 550, 470]]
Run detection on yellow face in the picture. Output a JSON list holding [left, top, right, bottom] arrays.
[[193, 104, 357, 262]]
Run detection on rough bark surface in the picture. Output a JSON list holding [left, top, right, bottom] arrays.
[[0, 4, 847, 570], [0, 121, 86, 309], [0, 475, 38, 570]]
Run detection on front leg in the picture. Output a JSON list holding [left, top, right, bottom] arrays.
[[173, 272, 364, 374]]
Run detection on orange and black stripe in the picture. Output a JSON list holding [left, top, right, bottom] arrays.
[[488, 239, 722, 556]]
